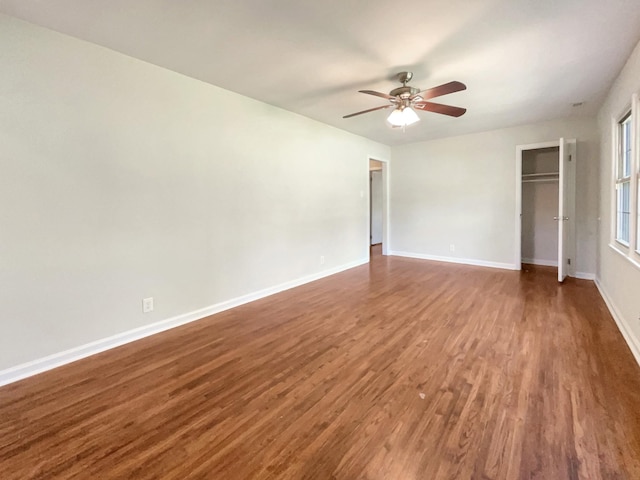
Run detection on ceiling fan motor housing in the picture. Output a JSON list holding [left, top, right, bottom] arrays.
[[389, 86, 420, 99]]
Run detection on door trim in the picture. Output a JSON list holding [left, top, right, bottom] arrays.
[[515, 141, 560, 271], [515, 139, 576, 277], [367, 156, 390, 256], [515, 140, 579, 276]]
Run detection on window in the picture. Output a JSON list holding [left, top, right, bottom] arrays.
[[612, 93, 640, 268], [616, 113, 632, 245]]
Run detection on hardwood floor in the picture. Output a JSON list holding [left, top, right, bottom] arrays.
[[1, 254, 640, 479]]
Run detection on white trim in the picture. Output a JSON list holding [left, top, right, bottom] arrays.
[[521, 257, 558, 267], [515, 140, 561, 270], [573, 272, 596, 280], [517, 261, 595, 279], [516, 140, 561, 151], [515, 139, 577, 277], [595, 278, 640, 368], [611, 115, 619, 245], [367, 155, 391, 256], [631, 94, 639, 257], [611, 95, 640, 264], [0, 257, 368, 387], [389, 251, 518, 271]]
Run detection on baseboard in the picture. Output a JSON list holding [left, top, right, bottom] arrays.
[[573, 271, 596, 280], [521, 257, 558, 267], [0, 258, 368, 387], [595, 278, 640, 368], [389, 251, 518, 271], [521, 258, 594, 280]]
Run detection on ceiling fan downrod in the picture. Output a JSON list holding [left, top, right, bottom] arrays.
[[398, 71, 413, 85]]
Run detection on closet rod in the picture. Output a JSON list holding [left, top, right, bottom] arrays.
[[522, 178, 559, 183], [522, 172, 559, 178]]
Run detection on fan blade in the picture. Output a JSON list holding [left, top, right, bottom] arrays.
[[343, 105, 392, 119], [359, 89, 394, 100], [411, 81, 466, 100], [414, 101, 466, 117]]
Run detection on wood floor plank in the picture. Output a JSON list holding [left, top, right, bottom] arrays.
[[1, 255, 640, 479]]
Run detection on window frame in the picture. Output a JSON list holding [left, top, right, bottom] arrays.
[[610, 93, 640, 269], [615, 111, 632, 247]]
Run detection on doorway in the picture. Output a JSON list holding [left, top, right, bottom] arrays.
[[368, 158, 388, 258], [515, 139, 576, 282]]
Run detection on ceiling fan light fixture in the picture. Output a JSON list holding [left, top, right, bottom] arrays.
[[386, 108, 405, 127], [402, 106, 420, 125], [387, 106, 420, 127]]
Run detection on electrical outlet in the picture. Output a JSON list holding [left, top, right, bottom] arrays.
[[320, 255, 325, 265], [142, 297, 154, 313], [449, 244, 455, 252]]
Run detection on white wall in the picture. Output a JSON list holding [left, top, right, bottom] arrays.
[[389, 117, 599, 274], [596, 38, 640, 362], [0, 14, 389, 371]]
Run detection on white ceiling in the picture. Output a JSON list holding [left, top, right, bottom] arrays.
[[1, 0, 640, 146]]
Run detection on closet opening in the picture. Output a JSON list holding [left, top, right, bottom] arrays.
[[515, 139, 576, 282], [521, 146, 560, 270]]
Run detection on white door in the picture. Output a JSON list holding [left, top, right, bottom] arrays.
[[557, 138, 570, 282]]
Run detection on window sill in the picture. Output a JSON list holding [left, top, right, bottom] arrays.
[[614, 238, 630, 248], [608, 243, 640, 272]]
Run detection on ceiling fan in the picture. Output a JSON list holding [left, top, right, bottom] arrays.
[[343, 72, 467, 127]]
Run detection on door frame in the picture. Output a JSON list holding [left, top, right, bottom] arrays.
[[368, 156, 390, 256], [514, 140, 576, 274]]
